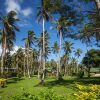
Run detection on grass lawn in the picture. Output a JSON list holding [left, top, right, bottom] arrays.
[[0, 76, 100, 100]]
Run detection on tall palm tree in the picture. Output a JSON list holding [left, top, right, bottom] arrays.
[[70, 57, 77, 75], [74, 48, 82, 73], [37, 30, 50, 82], [94, 0, 100, 11], [63, 41, 74, 55], [75, 48, 82, 58], [37, 0, 52, 82], [61, 54, 70, 76], [52, 41, 59, 55], [23, 30, 36, 78], [52, 41, 59, 77], [32, 48, 39, 75], [63, 41, 74, 76], [15, 48, 24, 77], [0, 11, 19, 76], [52, 16, 71, 79]]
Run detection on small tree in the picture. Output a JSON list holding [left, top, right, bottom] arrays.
[[82, 49, 100, 77]]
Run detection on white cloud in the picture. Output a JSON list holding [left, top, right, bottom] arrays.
[[0, 46, 2, 56], [5, 0, 21, 13], [22, 8, 32, 16], [5, 0, 32, 17], [0, 45, 19, 55], [10, 45, 19, 54]]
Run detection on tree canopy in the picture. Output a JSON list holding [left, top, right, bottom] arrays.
[[82, 49, 100, 68]]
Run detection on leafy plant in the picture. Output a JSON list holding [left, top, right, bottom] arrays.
[[10, 88, 66, 100], [74, 83, 100, 100]]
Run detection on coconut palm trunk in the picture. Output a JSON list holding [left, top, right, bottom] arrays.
[[95, 0, 100, 11], [38, 49, 42, 79], [56, 55, 59, 77], [27, 47, 31, 78], [1, 30, 7, 76], [59, 30, 62, 73], [24, 52, 26, 77], [1, 48, 4, 76], [76, 59, 79, 74], [57, 30, 62, 79], [42, 18, 45, 82], [31, 50, 33, 75]]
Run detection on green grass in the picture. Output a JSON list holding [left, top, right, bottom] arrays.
[[0, 76, 100, 100]]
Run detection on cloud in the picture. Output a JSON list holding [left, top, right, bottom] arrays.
[[0, 45, 19, 55], [0, 46, 2, 56], [5, 0, 32, 17], [10, 45, 19, 54], [5, 0, 21, 13], [22, 8, 32, 16]]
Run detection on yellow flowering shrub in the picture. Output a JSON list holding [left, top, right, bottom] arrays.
[[0, 78, 7, 88], [74, 83, 100, 100]]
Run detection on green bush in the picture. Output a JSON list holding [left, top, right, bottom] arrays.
[[10, 89, 66, 100], [77, 71, 84, 78]]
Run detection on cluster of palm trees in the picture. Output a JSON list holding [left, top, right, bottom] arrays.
[[1, 0, 99, 83], [0, 11, 20, 76]]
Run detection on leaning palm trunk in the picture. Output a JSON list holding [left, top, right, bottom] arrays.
[[1, 32, 7, 76], [42, 18, 45, 83], [1, 49, 4, 76], [27, 47, 31, 78]]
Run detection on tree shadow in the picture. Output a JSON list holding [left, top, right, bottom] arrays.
[[35, 78, 77, 88], [78, 77, 100, 85], [35, 77, 100, 88], [0, 91, 3, 94], [7, 77, 25, 84]]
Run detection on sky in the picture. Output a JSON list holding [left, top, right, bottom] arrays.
[[0, 0, 99, 63]]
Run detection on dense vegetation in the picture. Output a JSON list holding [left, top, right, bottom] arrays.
[[0, 0, 100, 99]]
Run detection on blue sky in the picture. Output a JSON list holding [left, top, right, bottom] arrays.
[[0, 0, 99, 63]]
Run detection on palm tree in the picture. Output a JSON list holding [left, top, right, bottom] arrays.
[[61, 54, 70, 76], [70, 57, 77, 75], [52, 41, 59, 77], [32, 48, 39, 75], [0, 11, 19, 76], [94, 0, 100, 11], [37, 0, 52, 83], [74, 48, 82, 73], [63, 41, 74, 55], [15, 48, 24, 77], [63, 41, 74, 76], [37, 30, 50, 82], [75, 48, 82, 58], [52, 16, 71, 79], [23, 30, 36, 78]]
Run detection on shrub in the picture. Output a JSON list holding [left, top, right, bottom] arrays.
[[0, 78, 7, 88], [74, 83, 100, 100], [77, 71, 84, 78], [10, 89, 66, 100]]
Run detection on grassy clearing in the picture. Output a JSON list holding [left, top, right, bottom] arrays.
[[0, 76, 100, 100]]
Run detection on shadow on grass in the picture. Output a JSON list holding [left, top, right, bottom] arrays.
[[78, 77, 100, 85], [0, 91, 3, 94], [7, 77, 25, 84], [35, 77, 100, 87], [35, 78, 77, 87]]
